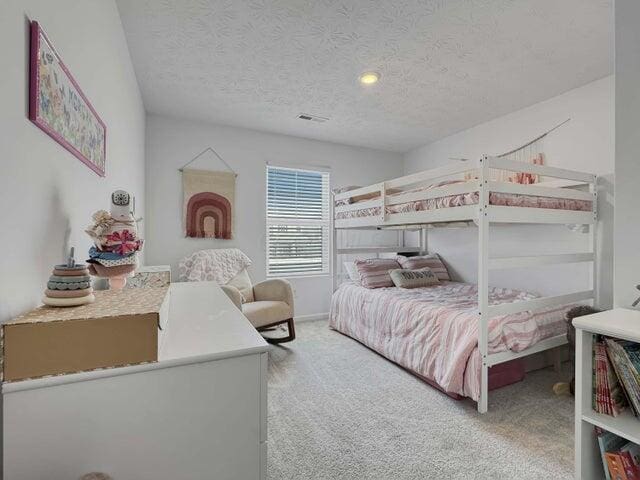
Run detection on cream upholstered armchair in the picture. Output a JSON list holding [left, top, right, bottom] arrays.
[[179, 248, 296, 343], [221, 269, 295, 343]]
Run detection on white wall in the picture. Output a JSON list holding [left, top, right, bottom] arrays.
[[403, 76, 614, 307], [614, 1, 640, 307], [145, 115, 403, 317], [0, 0, 146, 323]]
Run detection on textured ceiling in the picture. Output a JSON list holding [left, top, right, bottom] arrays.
[[116, 0, 613, 152]]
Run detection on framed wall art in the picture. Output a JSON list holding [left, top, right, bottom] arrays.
[[29, 21, 106, 176]]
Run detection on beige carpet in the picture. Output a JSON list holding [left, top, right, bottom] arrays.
[[267, 320, 574, 480]]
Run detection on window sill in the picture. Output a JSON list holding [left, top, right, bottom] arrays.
[[266, 273, 331, 280]]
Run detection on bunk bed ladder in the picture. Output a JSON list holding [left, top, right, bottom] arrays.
[[476, 158, 599, 413]]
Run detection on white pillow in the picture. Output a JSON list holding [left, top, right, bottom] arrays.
[[343, 262, 361, 285]]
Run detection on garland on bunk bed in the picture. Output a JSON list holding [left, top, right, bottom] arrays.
[[452, 117, 571, 185]]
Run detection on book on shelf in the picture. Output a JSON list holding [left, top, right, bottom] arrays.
[[593, 337, 628, 416], [598, 431, 628, 480], [604, 338, 640, 416], [620, 443, 640, 479], [597, 429, 640, 480]]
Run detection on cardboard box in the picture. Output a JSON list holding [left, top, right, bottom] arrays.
[[2, 286, 169, 382]]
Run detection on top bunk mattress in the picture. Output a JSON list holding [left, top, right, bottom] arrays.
[[335, 184, 592, 220]]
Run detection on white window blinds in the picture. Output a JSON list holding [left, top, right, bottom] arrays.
[[266, 165, 331, 277]]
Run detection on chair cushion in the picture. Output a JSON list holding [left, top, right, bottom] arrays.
[[227, 268, 254, 303], [242, 300, 292, 328], [220, 285, 243, 310]]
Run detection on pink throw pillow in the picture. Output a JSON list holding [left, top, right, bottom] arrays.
[[354, 258, 401, 289]]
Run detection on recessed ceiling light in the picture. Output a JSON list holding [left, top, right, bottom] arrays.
[[359, 72, 380, 85]]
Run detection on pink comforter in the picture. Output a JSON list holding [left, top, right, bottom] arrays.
[[329, 282, 568, 400]]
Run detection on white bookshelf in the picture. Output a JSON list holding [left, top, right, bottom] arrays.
[[574, 308, 640, 479]]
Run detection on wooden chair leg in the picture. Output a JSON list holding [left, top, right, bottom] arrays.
[[286, 318, 295, 341], [260, 318, 295, 344]]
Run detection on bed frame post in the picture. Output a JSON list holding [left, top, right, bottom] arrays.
[[420, 227, 428, 255], [478, 155, 490, 414], [380, 182, 387, 224], [332, 193, 338, 293], [590, 177, 598, 308]]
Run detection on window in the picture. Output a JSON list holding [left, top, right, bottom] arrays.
[[266, 165, 331, 277]]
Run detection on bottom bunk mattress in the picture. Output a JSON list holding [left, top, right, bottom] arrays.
[[328, 281, 569, 401]]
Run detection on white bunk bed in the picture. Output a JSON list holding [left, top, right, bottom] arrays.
[[331, 156, 598, 413]]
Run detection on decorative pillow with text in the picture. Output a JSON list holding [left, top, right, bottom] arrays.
[[396, 254, 450, 281], [390, 268, 440, 289]]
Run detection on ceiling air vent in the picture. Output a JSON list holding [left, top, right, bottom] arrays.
[[297, 113, 329, 123]]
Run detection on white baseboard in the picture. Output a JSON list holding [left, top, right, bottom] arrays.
[[294, 312, 329, 323]]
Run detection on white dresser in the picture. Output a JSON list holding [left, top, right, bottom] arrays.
[[3, 281, 269, 480]]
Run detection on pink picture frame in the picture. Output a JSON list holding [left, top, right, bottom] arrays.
[[29, 21, 106, 177]]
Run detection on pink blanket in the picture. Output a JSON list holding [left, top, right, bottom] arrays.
[[329, 282, 568, 400]]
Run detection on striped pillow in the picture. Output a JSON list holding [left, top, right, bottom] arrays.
[[396, 254, 450, 281], [354, 258, 401, 289]]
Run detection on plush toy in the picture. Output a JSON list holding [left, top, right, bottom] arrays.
[[85, 190, 143, 289], [552, 305, 600, 395]]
